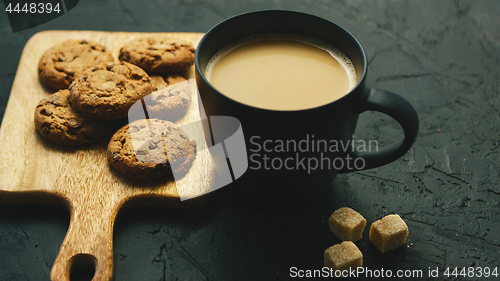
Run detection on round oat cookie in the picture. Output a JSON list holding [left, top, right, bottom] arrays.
[[69, 62, 153, 120], [38, 39, 114, 90], [34, 89, 106, 146], [149, 75, 186, 91], [107, 118, 197, 179], [149, 75, 170, 91], [118, 37, 195, 74], [144, 75, 191, 121]]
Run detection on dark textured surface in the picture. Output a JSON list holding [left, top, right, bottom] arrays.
[[1, 0, 499, 280]]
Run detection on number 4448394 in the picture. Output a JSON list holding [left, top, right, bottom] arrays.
[[444, 267, 498, 278], [5, 3, 61, 14]]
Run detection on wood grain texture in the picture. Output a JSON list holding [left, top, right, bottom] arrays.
[[0, 31, 213, 281]]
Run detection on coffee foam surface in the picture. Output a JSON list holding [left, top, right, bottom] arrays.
[[205, 33, 357, 91]]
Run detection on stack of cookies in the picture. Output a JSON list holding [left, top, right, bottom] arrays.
[[35, 37, 197, 179]]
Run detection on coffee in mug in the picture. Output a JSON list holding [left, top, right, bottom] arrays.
[[205, 34, 357, 110]]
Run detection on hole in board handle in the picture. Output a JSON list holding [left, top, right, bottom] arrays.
[[69, 253, 97, 281]]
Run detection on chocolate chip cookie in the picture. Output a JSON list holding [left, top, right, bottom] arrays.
[[38, 39, 114, 90], [144, 75, 191, 121], [118, 37, 195, 74], [149, 75, 187, 91], [34, 89, 106, 146], [107, 118, 197, 179], [149, 75, 170, 91], [69, 62, 153, 120]]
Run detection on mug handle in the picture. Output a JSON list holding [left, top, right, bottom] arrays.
[[339, 87, 419, 173]]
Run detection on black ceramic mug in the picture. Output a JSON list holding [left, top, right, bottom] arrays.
[[195, 10, 419, 206]]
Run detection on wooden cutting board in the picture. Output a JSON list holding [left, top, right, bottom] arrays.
[[0, 31, 214, 281]]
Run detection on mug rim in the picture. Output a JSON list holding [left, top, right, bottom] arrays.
[[195, 9, 368, 113]]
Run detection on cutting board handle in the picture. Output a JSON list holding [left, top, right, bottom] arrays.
[[50, 204, 117, 281]]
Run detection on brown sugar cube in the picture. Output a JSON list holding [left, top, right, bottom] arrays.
[[328, 207, 367, 242], [324, 241, 363, 272], [369, 214, 408, 253]]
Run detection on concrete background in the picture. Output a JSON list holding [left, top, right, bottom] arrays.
[[0, 0, 499, 280]]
